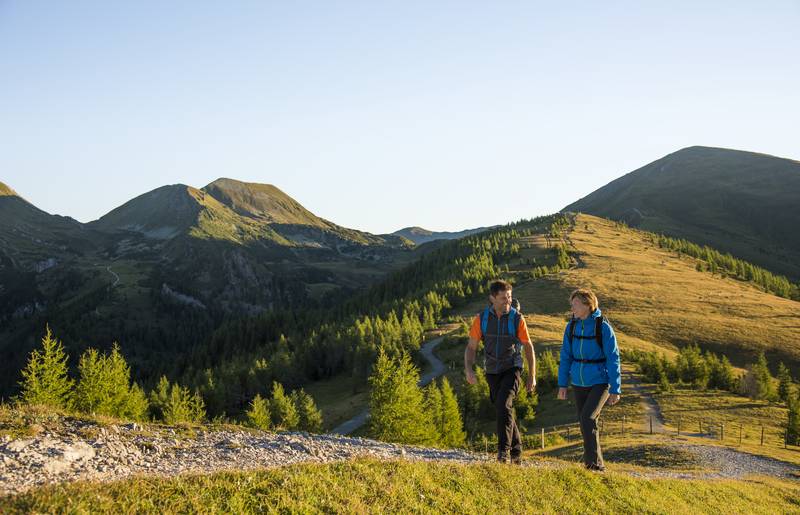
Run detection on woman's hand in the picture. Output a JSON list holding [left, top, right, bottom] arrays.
[[557, 387, 568, 400], [607, 394, 620, 406]]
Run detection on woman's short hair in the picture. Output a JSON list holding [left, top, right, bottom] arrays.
[[570, 288, 599, 312]]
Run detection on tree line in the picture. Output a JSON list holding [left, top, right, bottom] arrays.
[[181, 214, 571, 419], [14, 325, 322, 432], [647, 233, 799, 300]]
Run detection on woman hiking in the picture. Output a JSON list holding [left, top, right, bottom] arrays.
[[556, 288, 621, 471]]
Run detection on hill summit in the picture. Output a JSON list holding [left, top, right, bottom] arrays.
[[563, 146, 800, 279]]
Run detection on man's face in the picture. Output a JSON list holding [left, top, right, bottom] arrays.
[[490, 289, 512, 314]]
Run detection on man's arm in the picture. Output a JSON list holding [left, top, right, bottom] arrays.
[[522, 340, 536, 393], [464, 336, 479, 384], [517, 315, 535, 393]]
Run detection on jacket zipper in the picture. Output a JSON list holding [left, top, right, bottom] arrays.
[[579, 319, 585, 385], [496, 316, 501, 373]]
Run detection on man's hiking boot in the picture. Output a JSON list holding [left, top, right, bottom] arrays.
[[510, 454, 522, 465], [497, 454, 509, 464], [586, 463, 606, 472]]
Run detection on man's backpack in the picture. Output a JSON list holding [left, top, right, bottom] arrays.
[[479, 306, 521, 340]]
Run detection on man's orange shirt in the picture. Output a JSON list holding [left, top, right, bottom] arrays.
[[469, 311, 531, 343]]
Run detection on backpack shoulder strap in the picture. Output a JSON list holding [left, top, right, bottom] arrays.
[[507, 307, 518, 337], [480, 307, 490, 340], [595, 316, 605, 352], [567, 317, 576, 359]]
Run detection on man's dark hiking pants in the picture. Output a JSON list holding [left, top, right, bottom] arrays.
[[574, 383, 610, 468], [486, 367, 522, 460]]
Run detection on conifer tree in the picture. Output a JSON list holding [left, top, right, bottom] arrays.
[[369, 350, 435, 444], [18, 325, 73, 410], [74, 343, 147, 419], [293, 388, 323, 433], [270, 382, 299, 430], [246, 393, 271, 430], [424, 381, 443, 444], [787, 398, 800, 446], [742, 352, 776, 401], [777, 362, 793, 404], [438, 377, 466, 447]]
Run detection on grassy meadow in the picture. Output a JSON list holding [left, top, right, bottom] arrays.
[[3, 458, 799, 514]]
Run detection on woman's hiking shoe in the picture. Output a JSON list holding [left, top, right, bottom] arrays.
[[586, 463, 606, 472], [510, 455, 522, 465]]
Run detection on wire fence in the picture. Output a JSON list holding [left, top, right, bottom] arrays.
[[466, 413, 799, 455]]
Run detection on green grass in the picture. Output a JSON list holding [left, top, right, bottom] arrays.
[[537, 436, 705, 471], [654, 386, 790, 445], [303, 373, 369, 431], [3, 458, 800, 514]]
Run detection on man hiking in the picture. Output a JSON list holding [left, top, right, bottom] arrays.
[[465, 280, 535, 464]]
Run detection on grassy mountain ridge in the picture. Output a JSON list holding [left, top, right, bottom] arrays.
[[563, 146, 800, 279], [510, 213, 800, 371]]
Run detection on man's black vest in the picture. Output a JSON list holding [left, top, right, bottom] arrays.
[[479, 307, 523, 374]]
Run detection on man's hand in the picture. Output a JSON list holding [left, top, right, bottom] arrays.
[[465, 369, 477, 385], [526, 376, 535, 394], [557, 387, 568, 400], [606, 394, 620, 406]]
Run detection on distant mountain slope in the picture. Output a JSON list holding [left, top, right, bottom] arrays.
[[563, 146, 800, 279], [391, 226, 493, 245], [0, 182, 96, 268], [504, 213, 800, 372], [0, 179, 419, 398]]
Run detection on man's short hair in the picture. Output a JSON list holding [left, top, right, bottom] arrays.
[[489, 280, 512, 297]]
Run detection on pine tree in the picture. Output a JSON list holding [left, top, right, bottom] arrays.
[[151, 378, 206, 424], [125, 383, 149, 421], [368, 350, 435, 445], [293, 388, 323, 433], [536, 351, 559, 392], [75, 343, 149, 420], [148, 376, 171, 420], [777, 362, 793, 404], [438, 377, 466, 447], [270, 382, 299, 430], [246, 394, 271, 430], [424, 381, 443, 444], [18, 325, 74, 410], [741, 352, 776, 401], [787, 398, 800, 446]]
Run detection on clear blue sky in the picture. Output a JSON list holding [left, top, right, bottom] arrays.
[[2, 1, 798, 234]]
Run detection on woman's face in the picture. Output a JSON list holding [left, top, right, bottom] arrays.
[[570, 297, 592, 319]]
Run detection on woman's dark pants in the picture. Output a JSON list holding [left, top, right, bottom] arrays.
[[573, 383, 610, 468]]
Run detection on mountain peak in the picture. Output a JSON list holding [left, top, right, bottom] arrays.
[[0, 181, 19, 197], [90, 183, 206, 239], [202, 178, 327, 227]]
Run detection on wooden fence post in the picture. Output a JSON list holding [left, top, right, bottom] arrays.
[[650, 416, 653, 434], [739, 425, 742, 445], [720, 423, 724, 441], [678, 417, 681, 436], [541, 428, 545, 450], [761, 426, 765, 446]]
